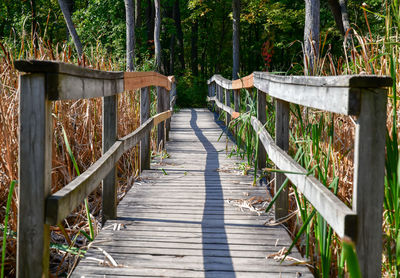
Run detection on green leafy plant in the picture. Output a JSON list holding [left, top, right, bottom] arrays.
[[1, 180, 16, 278]]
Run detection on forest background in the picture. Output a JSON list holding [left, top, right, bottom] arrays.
[[0, 0, 384, 106]]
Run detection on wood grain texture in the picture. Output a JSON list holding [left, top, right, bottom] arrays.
[[72, 109, 312, 277], [46, 141, 124, 225], [18, 74, 52, 278], [257, 89, 266, 170], [225, 89, 231, 126], [124, 71, 172, 91], [140, 87, 151, 171], [157, 87, 165, 149], [250, 116, 357, 239], [274, 99, 290, 221], [353, 88, 387, 277], [102, 95, 118, 223]]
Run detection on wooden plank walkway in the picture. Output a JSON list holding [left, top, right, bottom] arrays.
[[72, 108, 312, 277]]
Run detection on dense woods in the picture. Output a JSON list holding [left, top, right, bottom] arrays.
[[0, 0, 384, 105], [1, 0, 400, 277]]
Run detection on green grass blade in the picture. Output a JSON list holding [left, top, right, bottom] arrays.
[[62, 126, 94, 241], [342, 238, 362, 278], [1, 180, 16, 278]]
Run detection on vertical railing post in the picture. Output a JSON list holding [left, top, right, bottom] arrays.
[[256, 89, 266, 170], [102, 94, 117, 223], [216, 84, 221, 115], [353, 88, 387, 278], [274, 99, 289, 221], [18, 73, 52, 277], [157, 86, 165, 150], [225, 88, 231, 126], [140, 87, 151, 171], [234, 89, 240, 113], [164, 87, 171, 141]]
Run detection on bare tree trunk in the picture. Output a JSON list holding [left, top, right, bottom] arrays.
[[304, 0, 320, 75], [30, 0, 37, 48], [232, 0, 240, 80], [328, 0, 351, 36], [328, 0, 344, 35], [146, 0, 154, 43], [173, 0, 185, 70], [339, 0, 351, 34], [125, 0, 135, 71], [135, 0, 141, 28], [191, 20, 198, 76], [58, 0, 83, 57], [169, 33, 175, 75], [154, 0, 162, 72]]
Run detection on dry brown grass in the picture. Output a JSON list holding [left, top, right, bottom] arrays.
[[0, 38, 145, 276]]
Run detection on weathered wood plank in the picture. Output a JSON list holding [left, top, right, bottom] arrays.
[[72, 109, 311, 277], [257, 89, 266, 170], [140, 87, 151, 171], [250, 116, 356, 238], [18, 73, 52, 278], [45, 141, 123, 225], [274, 98, 289, 221], [124, 71, 172, 91], [102, 95, 118, 223], [353, 88, 387, 277], [157, 87, 165, 149]]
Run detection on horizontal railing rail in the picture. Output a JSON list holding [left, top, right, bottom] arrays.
[[15, 60, 176, 278], [207, 72, 392, 278]]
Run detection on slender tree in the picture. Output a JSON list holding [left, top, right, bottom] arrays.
[[191, 20, 198, 76], [173, 0, 185, 70], [135, 0, 141, 28], [328, 0, 351, 36], [232, 0, 240, 80], [304, 0, 320, 75], [58, 0, 83, 57], [154, 0, 162, 72], [125, 0, 135, 71]]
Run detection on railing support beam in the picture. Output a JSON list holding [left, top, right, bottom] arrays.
[[353, 88, 387, 278], [257, 90, 266, 170], [18, 73, 52, 278], [225, 89, 231, 126], [274, 99, 289, 221], [140, 87, 151, 171], [102, 94, 118, 224], [157, 86, 165, 150]]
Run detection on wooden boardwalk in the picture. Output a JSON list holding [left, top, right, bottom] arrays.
[[72, 108, 312, 277]]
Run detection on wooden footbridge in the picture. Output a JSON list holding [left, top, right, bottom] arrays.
[[15, 61, 392, 277]]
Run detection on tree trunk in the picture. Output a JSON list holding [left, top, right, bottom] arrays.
[[339, 0, 351, 35], [169, 33, 175, 75], [304, 0, 320, 75], [173, 0, 185, 70], [125, 0, 135, 71], [328, 0, 350, 36], [58, 0, 83, 57], [232, 0, 240, 80], [328, 0, 344, 35], [146, 0, 154, 43], [154, 0, 162, 72], [135, 0, 142, 28], [191, 20, 198, 76], [30, 0, 37, 47]]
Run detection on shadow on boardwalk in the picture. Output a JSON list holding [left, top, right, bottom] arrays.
[[190, 109, 235, 277]]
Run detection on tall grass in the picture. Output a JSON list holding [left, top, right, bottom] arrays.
[[0, 35, 148, 276]]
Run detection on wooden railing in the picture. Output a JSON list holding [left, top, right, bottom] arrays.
[[207, 72, 392, 278], [15, 60, 176, 278]]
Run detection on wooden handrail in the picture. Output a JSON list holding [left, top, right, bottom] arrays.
[[16, 60, 176, 277], [207, 72, 391, 278]]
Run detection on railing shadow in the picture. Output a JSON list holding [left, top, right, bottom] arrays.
[[190, 109, 236, 277]]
